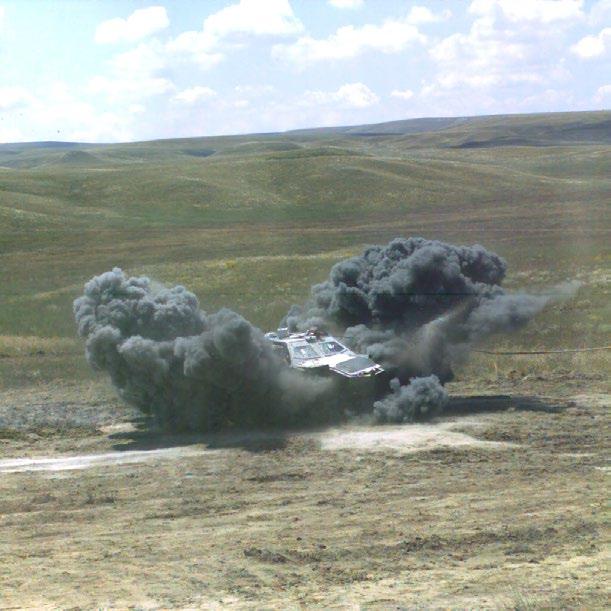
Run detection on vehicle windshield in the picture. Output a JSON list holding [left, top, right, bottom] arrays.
[[333, 356, 377, 374], [291, 344, 319, 360], [319, 341, 346, 355]]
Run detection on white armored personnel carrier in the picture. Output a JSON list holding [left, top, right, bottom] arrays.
[[264, 328, 385, 379]]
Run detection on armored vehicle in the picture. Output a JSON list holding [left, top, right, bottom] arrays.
[[265, 329, 389, 404], [265, 328, 383, 376]]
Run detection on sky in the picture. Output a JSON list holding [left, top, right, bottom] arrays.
[[0, 0, 610, 143]]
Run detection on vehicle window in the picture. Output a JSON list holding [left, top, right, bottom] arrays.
[[320, 341, 346, 355], [291, 344, 318, 359]]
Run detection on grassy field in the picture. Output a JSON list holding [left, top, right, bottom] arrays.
[[0, 110, 609, 608], [1, 110, 609, 389]]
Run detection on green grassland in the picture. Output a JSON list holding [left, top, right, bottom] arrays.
[[0, 110, 609, 389]]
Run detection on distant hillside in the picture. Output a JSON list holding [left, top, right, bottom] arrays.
[[288, 111, 611, 146], [55, 150, 105, 165], [0, 141, 103, 151], [2, 111, 610, 158], [1, 109, 609, 169], [287, 116, 463, 137], [0, 142, 110, 169]]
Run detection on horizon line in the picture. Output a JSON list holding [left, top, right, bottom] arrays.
[[1, 107, 608, 147]]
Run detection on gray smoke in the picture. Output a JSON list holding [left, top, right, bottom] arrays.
[[75, 238, 574, 431], [286, 238, 507, 333], [373, 375, 448, 423], [74, 269, 335, 431], [285, 237, 576, 418]]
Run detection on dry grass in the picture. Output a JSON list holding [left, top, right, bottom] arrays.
[[459, 350, 610, 386], [0, 335, 78, 357], [0, 380, 607, 608]]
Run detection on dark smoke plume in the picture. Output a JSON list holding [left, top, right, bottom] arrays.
[[285, 238, 569, 376], [75, 238, 574, 430], [74, 269, 334, 431], [373, 375, 448, 423], [285, 237, 576, 418]]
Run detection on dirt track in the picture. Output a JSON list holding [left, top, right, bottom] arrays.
[[0, 382, 608, 609]]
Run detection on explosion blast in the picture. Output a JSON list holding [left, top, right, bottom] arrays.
[[74, 237, 574, 430]]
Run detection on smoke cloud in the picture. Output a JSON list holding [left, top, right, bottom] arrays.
[[74, 238, 574, 431], [286, 238, 573, 374], [285, 237, 577, 418], [74, 269, 335, 432], [373, 375, 448, 423]]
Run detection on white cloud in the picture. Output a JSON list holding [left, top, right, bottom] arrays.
[[128, 104, 146, 114], [594, 84, 611, 103], [68, 112, 133, 143], [167, 0, 302, 69], [328, 0, 364, 9], [272, 19, 425, 64], [517, 88, 571, 109], [89, 42, 174, 102], [95, 6, 169, 44], [469, 0, 584, 23], [89, 74, 173, 101], [391, 88, 414, 101], [0, 86, 34, 110], [407, 6, 451, 24], [92, 1, 299, 108], [571, 27, 611, 58], [427, 0, 580, 96], [430, 29, 524, 87], [588, 0, 611, 25], [234, 84, 276, 96], [302, 82, 379, 108], [203, 0, 302, 38], [111, 42, 166, 75], [165, 31, 224, 69], [2, 81, 136, 143], [172, 86, 217, 104]]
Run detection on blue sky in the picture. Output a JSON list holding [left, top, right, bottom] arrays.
[[0, 0, 610, 142]]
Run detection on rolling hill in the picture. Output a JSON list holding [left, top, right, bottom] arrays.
[[0, 109, 608, 387]]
